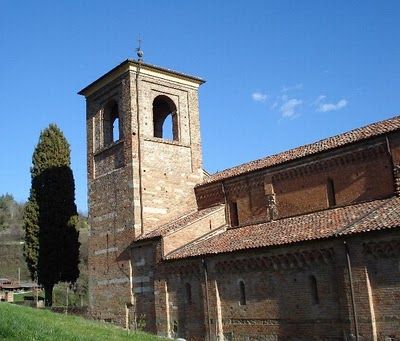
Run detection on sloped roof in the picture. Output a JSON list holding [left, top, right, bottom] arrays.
[[166, 196, 400, 260], [136, 204, 224, 241], [78, 59, 204, 96], [199, 115, 400, 186]]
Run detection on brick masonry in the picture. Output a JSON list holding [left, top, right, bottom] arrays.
[[79, 60, 400, 340]]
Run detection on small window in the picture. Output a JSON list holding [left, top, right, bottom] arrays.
[[112, 117, 120, 142], [103, 100, 121, 145], [310, 275, 319, 305], [327, 178, 336, 207], [153, 95, 178, 141], [239, 280, 246, 305], [229, 202, 239, 227], [185, 283, 192, 305]]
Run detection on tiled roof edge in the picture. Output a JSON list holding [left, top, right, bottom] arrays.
[[198, 115, 400, 187]]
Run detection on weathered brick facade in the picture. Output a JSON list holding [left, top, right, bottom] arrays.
[[80, 60, 400, 340], [79, 60, 204, 326]]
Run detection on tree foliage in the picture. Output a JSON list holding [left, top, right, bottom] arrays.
[[0, 194, 24, 232], [23, 195, 39, 278], [23, 124, 80, 306]]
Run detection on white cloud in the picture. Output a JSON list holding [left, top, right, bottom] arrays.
[[251, 92, 267, 102], [316, 98, 348, 112], [282, 83, 303, 93], [280, 98, 302, 118], [313, 95, 326, 105]]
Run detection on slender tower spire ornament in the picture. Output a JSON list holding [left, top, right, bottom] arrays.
[[136, 36, 144, 62]]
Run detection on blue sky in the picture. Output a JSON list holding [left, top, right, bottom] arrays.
[[1, 1, 400, 213]]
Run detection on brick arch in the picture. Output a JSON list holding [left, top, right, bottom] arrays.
[[152, 95, 178, 141]]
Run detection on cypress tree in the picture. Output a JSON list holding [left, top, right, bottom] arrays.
[[23, 124, 80, 306], [23, 193, 39, 280]]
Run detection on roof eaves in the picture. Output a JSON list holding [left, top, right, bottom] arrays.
[[78, 59, 205, 96]]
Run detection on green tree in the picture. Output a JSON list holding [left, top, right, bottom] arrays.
[[23, 124, 80, 306], [23, 195, 39, 278], [0, 194, 24, 232]]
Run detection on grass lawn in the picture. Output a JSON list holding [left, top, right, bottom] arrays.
[[0, 303, 164, 340]]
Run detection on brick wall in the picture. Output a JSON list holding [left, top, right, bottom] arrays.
[[197, 138, 397, 227], [163, 205, 226, 255], [130, 72, 204, 234], [83, 62, 205, 326], [155, 231, 400, 340]]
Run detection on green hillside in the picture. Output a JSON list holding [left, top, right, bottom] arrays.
[[0, 194, 30, 281], [0, 303, 163, 340], [0, 242, 30, 281], [0, 193, 90, 306]]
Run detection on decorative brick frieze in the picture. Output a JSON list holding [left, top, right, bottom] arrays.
[[163, 262, 201, 276], [363, 239, 400, 258], [195, 183, 224, 209], [272, 143, 386, 183], [214, 248, 335, 273], [222, 318, 343, 326]]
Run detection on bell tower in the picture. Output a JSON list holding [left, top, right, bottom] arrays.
[[79, 59, 205, 323]]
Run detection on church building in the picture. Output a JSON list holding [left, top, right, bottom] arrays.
[[79, 57, 400, 340]]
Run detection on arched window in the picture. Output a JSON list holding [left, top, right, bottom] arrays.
[[153, 95, 178, 141], [103, 100, 121, 145], [185, 283, 192, 305], [310, 275, 319, 305], [239, 280, 246, 305], [327, 178, 336, 207]]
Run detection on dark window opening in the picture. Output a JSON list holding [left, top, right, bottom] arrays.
[[153, 95, 178, 141], [239, 280, 246, 305], [327, 178, 336, 207], [310, 275, 319, 305], [229, 201, 239, 227], [185, 283, 192, 305], [103, 100, 121, 145]]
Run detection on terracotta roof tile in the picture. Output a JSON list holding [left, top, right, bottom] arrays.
[[137, 205, 224, 240], [200, 115, 400, 186], [166, 197, 400, 259]]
